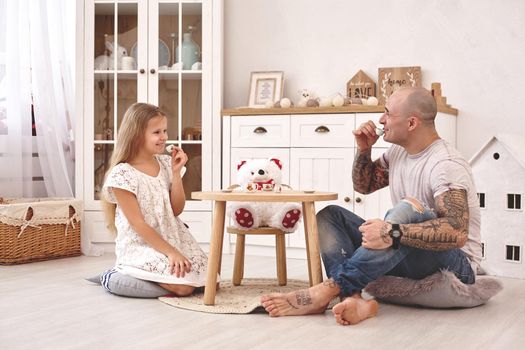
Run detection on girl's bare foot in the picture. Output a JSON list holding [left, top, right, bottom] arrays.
[[332, 296, 379, 325], [260, 280, 340, 317]]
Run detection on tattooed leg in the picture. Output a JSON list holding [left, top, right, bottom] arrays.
[[260, 279, 340, 317]]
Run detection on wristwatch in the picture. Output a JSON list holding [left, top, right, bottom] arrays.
[[389, 224, 403, 249]]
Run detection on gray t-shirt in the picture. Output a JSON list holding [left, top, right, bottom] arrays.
[[380, 139, 482, 272]]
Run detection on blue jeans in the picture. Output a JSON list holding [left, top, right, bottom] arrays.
[[317, 199, 475, 297]]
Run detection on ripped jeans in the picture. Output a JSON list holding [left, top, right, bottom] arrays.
[[317, 198, 475, 298]]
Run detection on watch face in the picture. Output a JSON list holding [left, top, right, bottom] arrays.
[[392, 230, 401, 238]]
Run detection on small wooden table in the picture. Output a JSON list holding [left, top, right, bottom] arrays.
[[191, 190, 338, 305]]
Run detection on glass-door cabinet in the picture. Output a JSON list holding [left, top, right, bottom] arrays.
[[83, 0, 221, 247]]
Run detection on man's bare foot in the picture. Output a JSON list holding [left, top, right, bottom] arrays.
[[260, 280, 340, 317], [332, 296, 379, 325]]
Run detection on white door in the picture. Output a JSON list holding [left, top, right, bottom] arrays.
[[288, 148, 354, 248], [352, 147, 392, 220]]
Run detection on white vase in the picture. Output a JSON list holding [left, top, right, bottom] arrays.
[[176, 32, 200, 70]]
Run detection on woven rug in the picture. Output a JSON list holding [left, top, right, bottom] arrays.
[[159, 278, 332, 314]]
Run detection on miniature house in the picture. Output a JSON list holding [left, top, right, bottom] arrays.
[[469, 135, 525, 279], [346, 70, 375, 99]]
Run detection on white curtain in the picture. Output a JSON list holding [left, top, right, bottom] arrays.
[[1, 0, 34, 197], [0, 0, 75, 198], [29, 0, 75, 197]]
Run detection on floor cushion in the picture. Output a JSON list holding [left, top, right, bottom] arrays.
[[86, 268, 170, 298], [364, 270, 503, 308]]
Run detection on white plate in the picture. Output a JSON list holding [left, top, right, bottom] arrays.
[[131, 39, 170, 67]]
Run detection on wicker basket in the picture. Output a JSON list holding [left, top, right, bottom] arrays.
[[0, 198, 82, 265]]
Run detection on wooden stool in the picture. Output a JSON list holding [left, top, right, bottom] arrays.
[[226, 226, 290, 286]]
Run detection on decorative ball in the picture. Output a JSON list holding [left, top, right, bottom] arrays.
[[366, 96, 379, 106], [297, 100, 307, 108], [319, 97, 332, 108], [280, 98, 291, 108], [265, 100, 275, 108], [332, 94, 344, 107]]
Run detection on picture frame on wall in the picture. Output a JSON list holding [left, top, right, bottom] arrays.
[[248, 71, 284, 107]]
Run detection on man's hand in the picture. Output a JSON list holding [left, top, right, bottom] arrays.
[[353, 120, 379, 151], [359, 219, 393, 249]]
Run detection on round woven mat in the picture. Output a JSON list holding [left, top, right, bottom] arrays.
[[159, 278, 315, 314]]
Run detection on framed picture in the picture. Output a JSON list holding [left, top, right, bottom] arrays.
[[377, 66, 421, 105], [248, 71, 284, 107]]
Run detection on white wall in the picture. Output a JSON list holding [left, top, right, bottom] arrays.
[[223, 0, 525, 159]]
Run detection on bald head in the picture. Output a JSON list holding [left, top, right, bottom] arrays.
[[393, 87, 437, 125]]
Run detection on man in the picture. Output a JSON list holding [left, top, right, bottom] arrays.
[[261, 87, 482, 325]]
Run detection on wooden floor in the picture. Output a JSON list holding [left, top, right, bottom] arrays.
[[1, 253, 522, 350]]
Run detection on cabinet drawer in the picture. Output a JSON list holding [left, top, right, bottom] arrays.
[[231, 115, 290, 147], [291, 114, 355, 147], [84, 211, 212, 244]]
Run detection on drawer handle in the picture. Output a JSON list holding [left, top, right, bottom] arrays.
[[355, 197, 362, 203], [344, 197, 351, 203], [253, 126, 268, 134], [315, 125, 330, 133]]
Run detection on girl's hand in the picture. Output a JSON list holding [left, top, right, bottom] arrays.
[[167, 250, 192, 278], [169, 146, 188, 175]]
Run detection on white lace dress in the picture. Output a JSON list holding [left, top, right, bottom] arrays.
[[102, 155, 210, 286]]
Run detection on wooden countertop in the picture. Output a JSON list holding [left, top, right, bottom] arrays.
[[221, 104, 458, 117]]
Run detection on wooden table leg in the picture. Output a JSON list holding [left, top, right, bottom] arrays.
[[302, 202, 313, 284], [203, 200, 226, 305], [302, 201, 323, 286]]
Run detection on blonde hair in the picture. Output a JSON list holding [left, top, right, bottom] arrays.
[[101, 102, 167, 233]]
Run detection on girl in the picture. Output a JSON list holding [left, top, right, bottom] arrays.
[[101, 102, 209, 296]]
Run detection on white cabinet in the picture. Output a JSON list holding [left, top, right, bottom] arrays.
[[289, 147, 354, 248], [222, 108, 457, 254], [81, 0, 222, 251]]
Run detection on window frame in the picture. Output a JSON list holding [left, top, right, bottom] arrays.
[[506, 193, 522, 211], [505, 244, 521, 263]]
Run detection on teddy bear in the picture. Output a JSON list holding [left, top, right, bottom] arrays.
[[297, 89, 319, 108], [226, 158, 302, 233]]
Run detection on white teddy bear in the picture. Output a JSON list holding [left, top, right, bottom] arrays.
[[227, 158, 302, 233], [297, 89, 319, 108]]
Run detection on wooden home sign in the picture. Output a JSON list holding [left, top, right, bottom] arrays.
[[377, 66, 421, 105], [347, 70, 376, 99]]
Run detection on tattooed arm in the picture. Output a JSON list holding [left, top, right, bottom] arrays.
[[352, 148, 389, 194], [396, 189, 470, 250]]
